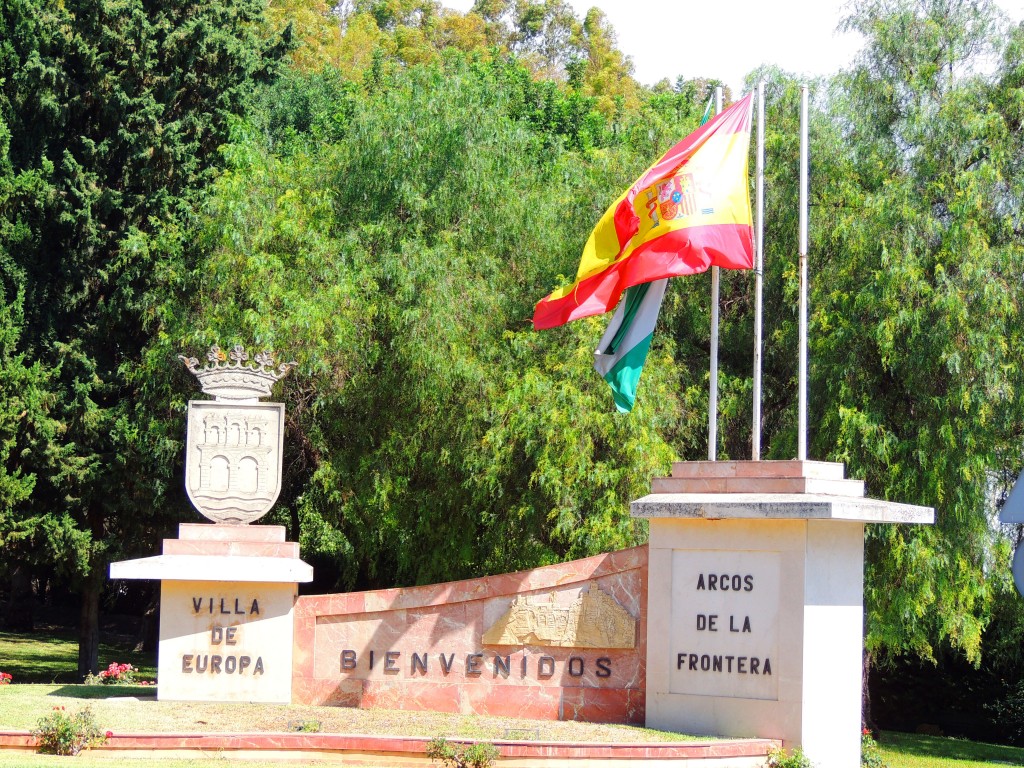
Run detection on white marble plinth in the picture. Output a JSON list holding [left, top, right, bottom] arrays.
[[634, 461, 932, 768], [109, 524, 312, 704], [110, 554, 312, 583]]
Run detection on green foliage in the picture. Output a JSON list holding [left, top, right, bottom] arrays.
[[985, 678, 1024, 746], [703, 2, 1024, 671], [765, 746, 813, 768], [292, 718, 323, 733], [862, 731, 887, 768], [0, 293, 61, 552], [812, 0, 1024, 663], [32, 706, 106, 756], [137, 0, 1024, 674], [426, 737, 500, 768]]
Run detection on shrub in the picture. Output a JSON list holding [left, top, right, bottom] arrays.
[[85, 662, 137, 685], [861, 729, 887, 768], [32, 707, 107, 756], [101, 662, 136, 684], [426, 737, 500, 768], [987, 679, 1024, 746], [765, 746, 813, 768]]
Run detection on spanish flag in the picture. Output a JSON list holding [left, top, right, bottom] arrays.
[[533, 93, 754, 330]]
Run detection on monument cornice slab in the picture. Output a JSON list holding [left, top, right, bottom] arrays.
[[630, 493, 934, 524], [109, 554, 314, 583]]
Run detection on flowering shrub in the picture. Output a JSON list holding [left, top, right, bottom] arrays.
[[33, 706, 107, 755], [96, 663, 136, 685], [0, 672, 12, 685]]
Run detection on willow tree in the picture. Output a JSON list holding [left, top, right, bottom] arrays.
[[809, 0, 1024, 664]]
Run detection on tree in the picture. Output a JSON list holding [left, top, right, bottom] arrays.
[[0, 0, 287, 677], [577, 8, 639, 117], [470, 0, 583, 79], [813, 0, 1024, 663]]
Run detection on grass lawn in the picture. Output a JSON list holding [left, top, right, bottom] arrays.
[[0, 629, 156, 684], [5, 629, 1024, 766], [0, 684, 694, 743], [0, 687, 1021, 767], [878, 731, 1024, 767]]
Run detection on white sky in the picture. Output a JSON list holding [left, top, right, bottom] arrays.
[[443, 0, 1024, 93]]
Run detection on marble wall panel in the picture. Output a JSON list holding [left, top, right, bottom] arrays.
[[293, 545, 647, 724]]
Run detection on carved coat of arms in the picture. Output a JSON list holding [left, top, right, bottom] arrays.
[[178, 345, 296, 525]]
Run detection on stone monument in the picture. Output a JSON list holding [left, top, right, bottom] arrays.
[[633, 459, 932, 768], [110, 345, 312, 703]]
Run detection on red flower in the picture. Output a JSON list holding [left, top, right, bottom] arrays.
[[105, 731, 113, 738]]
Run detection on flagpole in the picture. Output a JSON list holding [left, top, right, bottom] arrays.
[[708, 86, 723, 462], [752, 80, 765, 461], [798, 84, 809, 461]]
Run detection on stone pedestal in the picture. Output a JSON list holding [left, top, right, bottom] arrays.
[[632, 460, 932, 768], [110, 523, 312, 703]]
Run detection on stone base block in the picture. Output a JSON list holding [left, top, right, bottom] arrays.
[[634, 461, 933, 768], [158, 579, 296, 703], [109, 523, 312, 704]]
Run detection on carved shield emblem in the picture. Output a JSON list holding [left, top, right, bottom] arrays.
[[184, 401, 285, 525]]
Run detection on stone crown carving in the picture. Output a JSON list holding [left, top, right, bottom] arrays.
[[179, 345, 297, 402]]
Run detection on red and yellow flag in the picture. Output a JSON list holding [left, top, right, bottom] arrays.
[[533, 93, 754, 330]]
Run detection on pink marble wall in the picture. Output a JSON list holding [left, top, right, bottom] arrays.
[[293, 546, 647, 724]]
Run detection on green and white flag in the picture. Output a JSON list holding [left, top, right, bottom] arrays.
[[593, 98, 715, 413], [593, 279, 668, 413], [700, 94, 714, 125]]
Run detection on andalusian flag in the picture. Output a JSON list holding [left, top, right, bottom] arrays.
[[533, 92, 754, 330], [590, 97, 725, 412], [700, 94, 714, 125], [593, 279, 668, 412]]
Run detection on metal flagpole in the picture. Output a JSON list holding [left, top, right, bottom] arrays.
[[752, 80, 765, 461], [708, 86, 723, 461], [798, 84, 809, 461]]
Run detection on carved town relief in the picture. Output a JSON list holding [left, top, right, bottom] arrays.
[[482, 581, 636, 649], [185, 402, 284, 523], [179, 345, 296, 525]]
